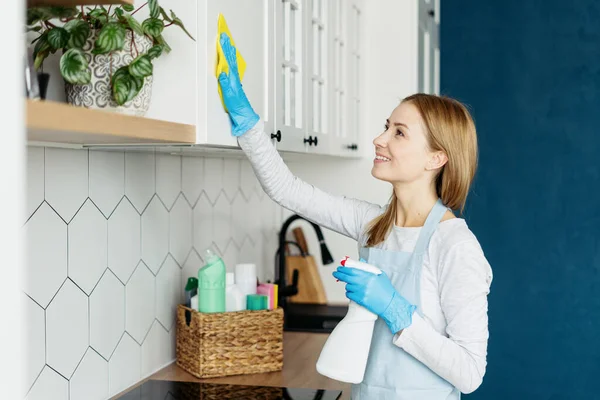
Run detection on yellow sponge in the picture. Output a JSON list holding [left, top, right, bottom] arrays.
[[215, 13, 247, 111]]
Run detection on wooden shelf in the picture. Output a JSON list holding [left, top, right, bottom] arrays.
[[27, 0, 133, 7], [26, 100, 196, 145]]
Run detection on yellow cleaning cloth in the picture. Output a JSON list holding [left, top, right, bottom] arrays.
[[215, 13, 247, 111]]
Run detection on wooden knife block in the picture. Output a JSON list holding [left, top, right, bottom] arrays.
[[286, 255, 328, 304]]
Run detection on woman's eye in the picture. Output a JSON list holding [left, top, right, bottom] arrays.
[[383, 124, 389, 132], [396, 130, 404, 137]]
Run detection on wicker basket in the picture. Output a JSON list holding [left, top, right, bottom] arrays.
[[176, 304, 284, 378]]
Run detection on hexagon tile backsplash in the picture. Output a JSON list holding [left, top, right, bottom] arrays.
[[23, 147, 282, 400]]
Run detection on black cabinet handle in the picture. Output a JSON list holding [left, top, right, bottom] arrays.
[[271, 130, 281, 142], [303, 135, 318, 146], [428, 9, 435, 17], [346, 143, 358, 150]]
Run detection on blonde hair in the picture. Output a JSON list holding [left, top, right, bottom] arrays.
[[366, 93, 478, 247]]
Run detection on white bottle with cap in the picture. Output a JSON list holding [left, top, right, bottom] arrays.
[[225, 272, 245, 312], [234, 263, 257, 300], [316, 256, 382, 384]]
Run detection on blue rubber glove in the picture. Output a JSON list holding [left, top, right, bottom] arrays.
[[333, 265, 417, 334], [217, 32, 260, 136]]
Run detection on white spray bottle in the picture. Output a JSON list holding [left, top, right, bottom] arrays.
[[316, 256, 382, 384]]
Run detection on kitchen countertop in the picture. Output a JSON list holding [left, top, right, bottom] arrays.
[[113, 331, 351, 400]]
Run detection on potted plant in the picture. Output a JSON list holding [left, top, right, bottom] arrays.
[[26, 1, 194, 116]]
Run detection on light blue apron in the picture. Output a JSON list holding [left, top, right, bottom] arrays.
[[352, 198, 460, 400]]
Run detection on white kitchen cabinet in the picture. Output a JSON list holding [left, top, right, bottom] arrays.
[[303, 0, 363, 157], [203, 1, 276, 147], [274, 0, 309, 152], [329, 0, 363, 157], [151, 0, 363, 155], [304, 0, 330, 155], [147, 0, 276, 148]]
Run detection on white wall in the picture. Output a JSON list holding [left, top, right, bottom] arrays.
[[283, 0, 419, 303]]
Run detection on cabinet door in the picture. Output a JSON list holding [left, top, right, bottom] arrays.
[[345, 0, 364, 157], [274, 0, 308, 152], [305, 0, 330, 154], [204, 0, 275, 146], [328, 0, 351, 156], [418, 0, 439, 95]]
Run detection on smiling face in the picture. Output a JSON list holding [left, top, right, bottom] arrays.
[[372, 101, 444, 185]]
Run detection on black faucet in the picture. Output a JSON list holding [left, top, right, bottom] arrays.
[[277, 214, 334, 311]]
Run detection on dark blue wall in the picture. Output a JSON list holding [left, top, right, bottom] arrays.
[[441, 1, 600, 398]]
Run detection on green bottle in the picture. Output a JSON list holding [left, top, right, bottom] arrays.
[[198, 248, 226, 313]]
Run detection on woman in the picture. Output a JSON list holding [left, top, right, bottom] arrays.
[[218, 34, 493, 399]]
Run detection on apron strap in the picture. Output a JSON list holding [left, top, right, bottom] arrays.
[[413, 198, 449, 256]]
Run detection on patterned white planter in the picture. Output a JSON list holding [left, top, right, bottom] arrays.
[[65, 29, 153, 116]]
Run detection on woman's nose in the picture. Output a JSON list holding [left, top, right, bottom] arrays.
[[373, 132, 387, 148]]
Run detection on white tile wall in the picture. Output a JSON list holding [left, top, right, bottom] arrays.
[[125, 261, 156, 344], [88, 151, 124, 218], [141, 196, 169, 274], [107, 198, 141, 283], [124, 152, 155, 213], [23, 147, 281, 399], [155, 154, 181, 210], [26, 147, 44, 220], [108, 334, 140, 397], [46, 280, 89, 378], [23, 295, 45, 395], [68, 200, 107, 295], [25, 203, 67, 308], [45, 148, 88, 223], [169, 194, 193, 265], [69, 349, 108, 400], [89, 270, 125, 360], [26, 366, 68, 400]]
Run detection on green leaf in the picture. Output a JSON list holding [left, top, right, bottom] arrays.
[[60, 48, 91, 84], [88, 9, 109, 25], [125, 15, 144, 36], [32, 32, 50, 61], [47, 27, 70, 49], [33, 50, 50, 70], [149, 0, 160, 19], [146, 45, 163, 60], [26, 26, 43, 33], [64, 20, 90, 49], [142, 18, 164, 38], [111, 66, 129, 85], [122, 4, 135, 12], [127, 75, 144, 102], [112, 75, 131, 105], [93, 22, 126, 54], [114, 8, 124, 18], [128, 55, 153, 78], [159, 7, 172, 22], [154, 35, 171, 53], [169, 10, 195, 41], [111, 66, 143, 105]]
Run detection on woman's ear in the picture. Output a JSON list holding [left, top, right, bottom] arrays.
[[427, 151, 448, 171]]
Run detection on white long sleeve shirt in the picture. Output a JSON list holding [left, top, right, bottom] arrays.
[[238, 120, 493, 394]]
